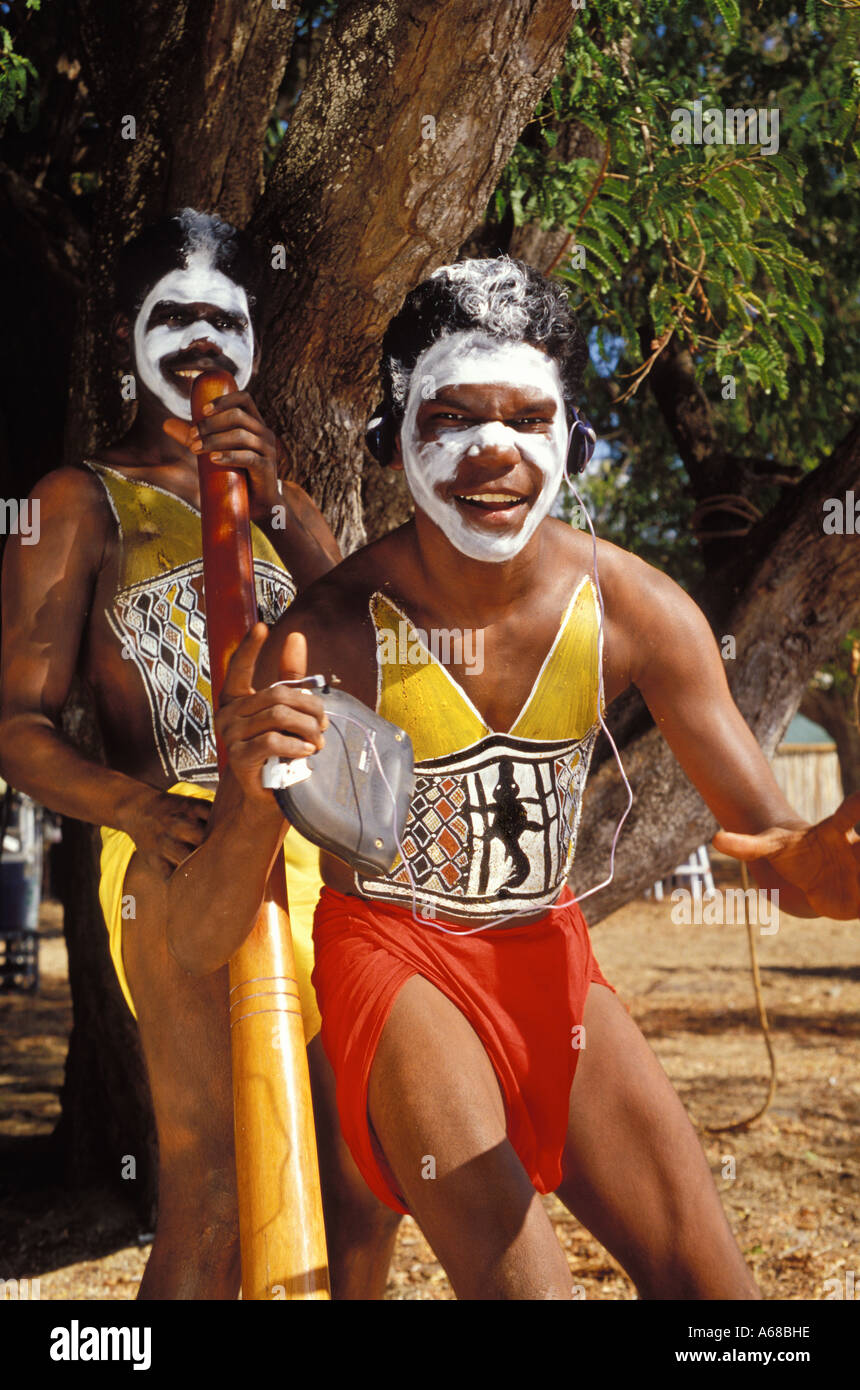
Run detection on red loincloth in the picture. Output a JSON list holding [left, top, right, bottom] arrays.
[[311, 884, 616, 1215]]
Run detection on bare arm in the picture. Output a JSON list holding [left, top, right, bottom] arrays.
[[166, 624, 327, 973], [265, 475, 342, 587], [620, 557, 820, 915], [0, 468, 209, 874]]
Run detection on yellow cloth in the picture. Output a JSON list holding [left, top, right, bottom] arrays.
[[99, 781, 323, 1041]]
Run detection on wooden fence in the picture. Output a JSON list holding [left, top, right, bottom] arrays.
[[771, 742, 844, 825]]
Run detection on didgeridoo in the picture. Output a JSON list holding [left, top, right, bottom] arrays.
[[192, 370, 330, 1301]]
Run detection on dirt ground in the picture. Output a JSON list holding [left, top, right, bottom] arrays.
[[1, 864, 857, 1301]]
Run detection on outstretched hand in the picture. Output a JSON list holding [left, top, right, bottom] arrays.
[[214, 623, 327, 804], [713, 791, 860, 921]]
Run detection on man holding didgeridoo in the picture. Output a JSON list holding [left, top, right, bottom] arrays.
[[0, 210, 402, 1299]]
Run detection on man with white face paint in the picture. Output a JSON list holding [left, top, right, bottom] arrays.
[[0, 209, 405, 1299], [398, 331, 569, 562], [132, 242, 256, 424], [167, 255, 859, 1300]]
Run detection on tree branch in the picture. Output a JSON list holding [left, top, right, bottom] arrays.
[[573, 421, 860, 923]]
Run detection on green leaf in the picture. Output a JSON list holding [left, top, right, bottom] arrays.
[[710, 0, 741, 40], [576, 231, 624, 278]]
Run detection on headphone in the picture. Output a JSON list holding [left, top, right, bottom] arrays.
[[365, 401, 597, 475]]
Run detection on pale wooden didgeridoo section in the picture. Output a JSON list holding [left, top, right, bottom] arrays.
[[192, 370, 330, 1301], [229, 867, 330, 1298]]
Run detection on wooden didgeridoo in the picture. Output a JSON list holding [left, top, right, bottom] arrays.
[[192, 370, 330, 1301]]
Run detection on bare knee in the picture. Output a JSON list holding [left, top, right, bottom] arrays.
[[157, 1149, 237, 1237], [367, 979, 572, 1298], [630, 1208, 762, 1301]]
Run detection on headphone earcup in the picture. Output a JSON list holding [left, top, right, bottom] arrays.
[[566, 409, 597, 475], [365, 404, 397, 468]]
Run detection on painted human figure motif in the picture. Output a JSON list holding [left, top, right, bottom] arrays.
[[488, 756, 543, 893]]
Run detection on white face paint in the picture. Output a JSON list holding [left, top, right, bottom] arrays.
[[132, 249, 254, 421], [400, 332, 568, 562]]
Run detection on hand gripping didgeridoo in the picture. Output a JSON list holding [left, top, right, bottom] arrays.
[[192, 370, 330, 1300]]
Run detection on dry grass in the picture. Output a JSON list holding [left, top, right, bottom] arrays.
[[1, 875, 857, 1300]]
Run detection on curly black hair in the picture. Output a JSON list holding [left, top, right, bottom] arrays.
[[380, 257, 588, 417]]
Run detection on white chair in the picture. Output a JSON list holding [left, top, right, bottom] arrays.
[[648, 844, 715, 901]]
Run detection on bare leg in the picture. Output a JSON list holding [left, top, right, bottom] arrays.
[[368, 975, 574, 1299], [122, 852, 240, 1300], [556, 984, 761, 1300], [123, 854, 400, 1299], [308, 1036, 401, 1300]]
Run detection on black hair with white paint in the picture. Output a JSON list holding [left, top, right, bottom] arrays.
[[115, 209, 261, 325], [380, 256, 588, 418]]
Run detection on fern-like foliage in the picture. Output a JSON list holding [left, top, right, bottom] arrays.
[[494, 0, 859, 580]]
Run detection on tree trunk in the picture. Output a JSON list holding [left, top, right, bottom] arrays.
[[572, 421, 860, 923], [251, 0, 577, 550], [800, 685, 860, 797]]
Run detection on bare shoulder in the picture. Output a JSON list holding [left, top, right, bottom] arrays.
[[12, 465, 113, 572], [280, 478, 325, 532], [29, 462, 111, 516], [547, 519, 712, 693], [551, 521, 697, 618], [279, 478, 341, 567], [280, 478, 321, 520], [256, 528, 406, 696], [596, 540, 715, 689]]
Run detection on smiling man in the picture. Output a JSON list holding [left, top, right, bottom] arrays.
[[167, 256, 860, 1300], [0, 209, 402, 1299]]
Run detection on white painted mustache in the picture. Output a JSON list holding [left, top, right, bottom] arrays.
[[148, 321, 248, 373]]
